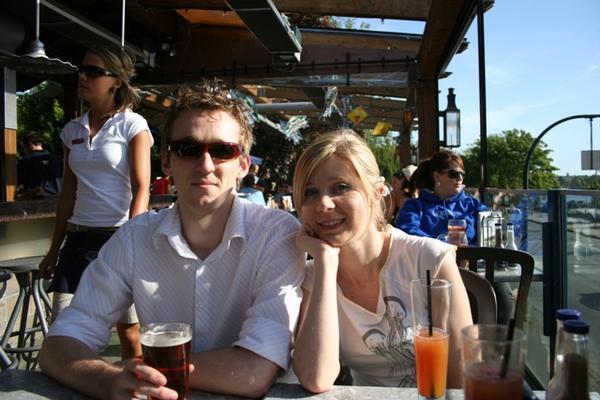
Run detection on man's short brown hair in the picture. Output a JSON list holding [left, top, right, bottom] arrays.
[[161, 83, 253, 156]]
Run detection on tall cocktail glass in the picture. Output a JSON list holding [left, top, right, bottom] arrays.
[[462, 324, 527, 400], [410, 277, 452, 400], [141, 322, 192, 400]]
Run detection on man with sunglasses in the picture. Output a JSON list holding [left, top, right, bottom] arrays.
[[40, 85, 305, 399]]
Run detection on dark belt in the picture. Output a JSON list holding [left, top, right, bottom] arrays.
[[66, 222, 118, 234]]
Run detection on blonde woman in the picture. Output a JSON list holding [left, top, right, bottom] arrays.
[[291, 130, 472, 392], [38, 46, 153, 359]]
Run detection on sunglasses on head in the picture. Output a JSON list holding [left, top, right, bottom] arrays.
[[77, 65, 117, 78], [167, 140, 243, 161], [445, 169, 465, 180]]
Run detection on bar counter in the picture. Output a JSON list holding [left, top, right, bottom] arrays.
[[0, 195, 175, 223]]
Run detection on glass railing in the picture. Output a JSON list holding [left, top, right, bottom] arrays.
[[479, 188, 599, 392], [562, 190, 600, 392]]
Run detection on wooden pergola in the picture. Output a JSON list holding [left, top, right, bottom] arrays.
[[0, 0, 491, 201]]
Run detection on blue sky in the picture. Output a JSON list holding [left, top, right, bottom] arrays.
[[361, 0, 600, 176]]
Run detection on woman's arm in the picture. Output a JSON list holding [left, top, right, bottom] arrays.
[[39, 146, 76, 279], [292, 226, 341, 393], [435, 250, 473, 388], [128, 131, 152, 218]]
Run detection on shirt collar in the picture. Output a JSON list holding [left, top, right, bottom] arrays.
[[152, 197, 247, 260], [73, 110, 127, 130]]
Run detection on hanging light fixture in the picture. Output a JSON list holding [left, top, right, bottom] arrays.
[[0, 0, 75, 75], [440, 88, 461, 148]]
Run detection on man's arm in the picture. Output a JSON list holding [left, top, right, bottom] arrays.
[[39, 336, 179, 400], [189, 347, 280, 398]]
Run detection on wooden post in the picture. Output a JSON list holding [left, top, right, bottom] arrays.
[[417, 77, 439, 160], [1, 68, 17, 202]]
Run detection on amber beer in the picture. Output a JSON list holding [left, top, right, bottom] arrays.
[[141, 323, 192, 400]]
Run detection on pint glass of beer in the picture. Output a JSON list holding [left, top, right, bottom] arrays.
[[141, 322, 192, 400]]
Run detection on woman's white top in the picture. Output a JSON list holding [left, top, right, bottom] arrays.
[[61, 110, 152, 227], [303, 227, 454, 387]]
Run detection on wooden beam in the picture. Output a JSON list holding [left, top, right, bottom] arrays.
[[418, 0, 477, 78], [417, 78, 439, 160], [139, 26, 416, 84], [176, 9, 245, 27], [139, 0, 432, 20], [338, 86, 410, 98], [351, 96, 406, 110], [1, 69, 17, 202], [301, 29, 421, 53]]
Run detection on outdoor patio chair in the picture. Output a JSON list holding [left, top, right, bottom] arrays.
[[456, 247, 534, 330], [458, 268, 498, 324]]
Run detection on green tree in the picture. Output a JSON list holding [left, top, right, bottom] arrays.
[[460, 129, 559, 189], [365, 134, 399, 181], [17, 82, 65, 156]]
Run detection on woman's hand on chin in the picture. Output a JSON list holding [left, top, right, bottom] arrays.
[[296, 224, 340, 260]]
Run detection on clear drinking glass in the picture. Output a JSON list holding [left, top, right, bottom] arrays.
[[410, 277, 452, 400], [462, 324, 527, 400], [141, 322, 192, 400], [447, 219, 468, 246]]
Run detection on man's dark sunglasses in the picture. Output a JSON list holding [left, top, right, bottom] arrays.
[[167, 140, 243, 161], [445, 169, 465, 180], [77, 65, 117, 78]]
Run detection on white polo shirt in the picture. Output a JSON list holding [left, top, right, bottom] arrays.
[[48, 197, 306, 369], [61, 110, 152, 227]]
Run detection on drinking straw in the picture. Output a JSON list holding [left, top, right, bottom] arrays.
[[426, 270, 432, 336], [500, 318, 516, 378]]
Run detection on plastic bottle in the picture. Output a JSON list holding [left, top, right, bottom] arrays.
[[504, 222, 519, 270], [493, 223, 507, 270], [546, 319, 590, 400]]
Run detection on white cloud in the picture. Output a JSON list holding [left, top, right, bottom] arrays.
[[486, 100, 559, 131], [581, 64, 599, 79]]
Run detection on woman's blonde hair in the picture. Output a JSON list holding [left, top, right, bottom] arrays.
[[293, 129, 388, 231], [87, 46, 139, 112]]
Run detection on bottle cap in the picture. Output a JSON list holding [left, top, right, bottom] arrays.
[[507, 222, 514, 226], [495, 223, 502, 226], [564, 320, 589, 334], [556, 308, 581, 321]]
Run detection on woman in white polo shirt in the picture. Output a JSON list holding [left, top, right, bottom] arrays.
[[38, 46, 153, 359]]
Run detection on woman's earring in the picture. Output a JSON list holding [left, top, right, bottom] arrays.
[[436, 181, 441, 186]]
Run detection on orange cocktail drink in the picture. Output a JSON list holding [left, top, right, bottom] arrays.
[[414, 327, 449, 399]]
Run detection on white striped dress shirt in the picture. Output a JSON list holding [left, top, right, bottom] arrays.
[[48, 197, 306, 369]]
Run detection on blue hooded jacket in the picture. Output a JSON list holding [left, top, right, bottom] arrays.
[[394, 189, 487, 245]]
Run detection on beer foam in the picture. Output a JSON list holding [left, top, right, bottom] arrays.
[[141, 331, 192, 348]]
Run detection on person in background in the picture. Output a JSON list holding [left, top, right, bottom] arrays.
[[39, 84, 305, 399], [394, 150, 487, 246], [249, 163, 260, 184], [37, 45, 153, 359], [17, 131, 63, 198], [238, 173, 266, 206], [291, 130, 471, 392], [388, 164, 418, 221]]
